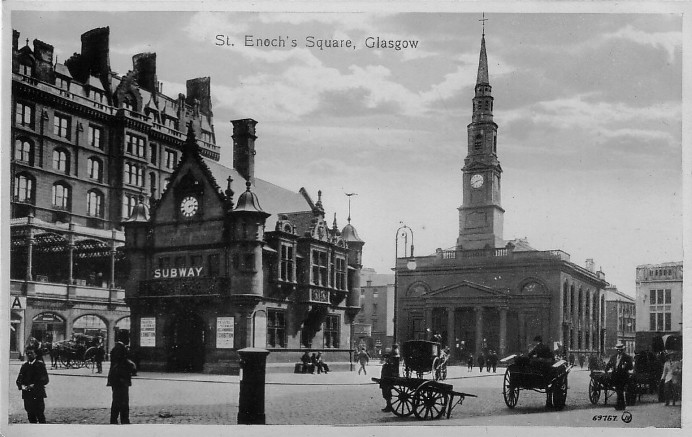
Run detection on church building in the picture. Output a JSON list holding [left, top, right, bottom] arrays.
[[395, 32, 608, 361], [122, 121, 364, 373]]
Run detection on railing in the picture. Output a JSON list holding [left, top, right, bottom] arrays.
[[437, 247, 570, 262], [14, 73, 115, 116], [10, 279, 126, 302]]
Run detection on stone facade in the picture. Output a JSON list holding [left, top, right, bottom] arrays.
[[604, 286, 636, 355], [634, 262, 683, 350]]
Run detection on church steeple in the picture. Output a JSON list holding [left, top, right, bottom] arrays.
[[476, 34, 489, 86]]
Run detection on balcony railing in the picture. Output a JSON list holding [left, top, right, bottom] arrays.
[[14, 73, 115, 116]]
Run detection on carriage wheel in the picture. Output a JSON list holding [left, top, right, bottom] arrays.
[[503, 369, 519, 408], [390, 383, 416, 417], [60, 354, 72, 368], [588, 378, 601, 404], [552, 375, 568, 410], [432, 357, 441, 381], [413, 387, 448, 420]]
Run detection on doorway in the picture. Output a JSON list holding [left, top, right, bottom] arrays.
[[169, 311, 205, 372]]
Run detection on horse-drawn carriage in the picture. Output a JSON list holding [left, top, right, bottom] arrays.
[[501, 354, 572, 410], [372, 340, 476, 420], [402, 340, 449, 381], [52, 334, 100, 369], [588, 369, 640, 406]]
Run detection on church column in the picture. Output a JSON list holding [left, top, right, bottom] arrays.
[[518, 312, 526, 353], [499, 306, 508, 356], [474, 306, 484, 356], [446, 306, 455, 348]]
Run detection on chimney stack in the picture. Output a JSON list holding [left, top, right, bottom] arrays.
[[132, 52, 157, 93], [585, 258, 595, 273], [186, 77, 213, 116], [232, 119, 258, 184]]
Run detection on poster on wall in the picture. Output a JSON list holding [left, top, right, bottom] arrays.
[[140, 317, 156, 347], [216, 317, 235, 348]]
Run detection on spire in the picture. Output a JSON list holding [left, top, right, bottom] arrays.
[[476, 34, 489, 86]]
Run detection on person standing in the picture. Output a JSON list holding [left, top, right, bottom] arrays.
[[357, 347, 370, 375], [380, 345, 401, 412], [477, 353, 485, 373], [16, 346, 49, 423], [605, 341, 633, 411], [660, 351, 682, 406], [107, 331, 135, 424], [467, 353, 474, 372], [95, 343, 105, 374]]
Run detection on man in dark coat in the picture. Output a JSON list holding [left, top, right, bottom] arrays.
[[605, 341, 633, 410], [380, 344, 401, 412], [107, 331, 135, 424], [16, 346, 49, 423]]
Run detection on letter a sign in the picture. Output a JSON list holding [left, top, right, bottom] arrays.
[[11, 296, 27, 310]]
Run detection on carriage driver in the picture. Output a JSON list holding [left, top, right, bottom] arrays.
[[605, 341, 633, 411], [528, 335, 554, 361]]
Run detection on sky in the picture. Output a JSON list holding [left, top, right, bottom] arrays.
[[7, 6, 685, 296]]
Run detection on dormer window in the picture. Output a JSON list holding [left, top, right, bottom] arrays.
[[19, 63, 32, 76], [56, 77, 69, 90]]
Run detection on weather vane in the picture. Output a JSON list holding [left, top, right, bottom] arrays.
[[344, 192, 358, 223]]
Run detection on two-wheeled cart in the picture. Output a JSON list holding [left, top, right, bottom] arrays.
[[502, 354, 572, 410], [373, 376, 476, 420]]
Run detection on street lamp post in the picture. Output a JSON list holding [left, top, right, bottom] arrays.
[[393, 223, 416, 346]]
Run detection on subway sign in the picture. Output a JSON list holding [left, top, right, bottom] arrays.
[[154, 267, 203, 279]]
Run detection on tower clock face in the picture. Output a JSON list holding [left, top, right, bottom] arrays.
[[470, 174, 484, 189], [180, 195, 199, 218]]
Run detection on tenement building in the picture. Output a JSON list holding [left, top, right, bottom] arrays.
[[395, 32, 608, 361], [604, 286, 636, 355], [9, 27, 219, 357], [635, 262, 683, 351], [122, 124, 364, 373]]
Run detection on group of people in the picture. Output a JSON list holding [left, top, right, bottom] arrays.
[[300, 351, 330, 374], [16, 330, 136, 425], [466, 350, 499, 373]]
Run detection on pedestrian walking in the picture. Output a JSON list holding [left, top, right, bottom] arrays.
[[477, 353, 485, 372], [107, 331, 136, 424], [660, 351, 682, 406], [578, 354, 585, 369], [467, 353, 474, 372], [605, 341, 633, 411], [16, 346, 49, 423], [357, 347, 370, 375], [95, 344, 105, 374], [488, 350, 498, 373]]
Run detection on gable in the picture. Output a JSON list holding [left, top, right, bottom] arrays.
[[422, 281, 509, 300]]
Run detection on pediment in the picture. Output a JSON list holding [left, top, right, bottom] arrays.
[[423, 281, 508, 300]]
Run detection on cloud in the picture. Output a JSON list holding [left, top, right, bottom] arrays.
[[603, 24, 681, 63]]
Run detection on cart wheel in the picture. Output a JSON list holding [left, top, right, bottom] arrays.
[[503, 369, 519, 408], [390, 383, 415, 417], [588, 378, 601, 404], [552, 375, 568, 410], [413, 387, 447, 420], [432, 357, 441, 381]]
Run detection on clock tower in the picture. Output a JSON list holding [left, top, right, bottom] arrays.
[[457, 32, 505, 249]]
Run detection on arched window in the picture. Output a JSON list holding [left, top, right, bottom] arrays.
[[87, 157, 102, 181], [87, 190, 104, 217], [14, 138, 33, 164], [52, 148, 69, 173], [52, 182, 71, 209], [474, 134, 482, 151], [14, 173, 35, 202], [122, 194, 137, 218]]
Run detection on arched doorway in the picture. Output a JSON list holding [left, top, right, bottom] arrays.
[[31, 312, 66, 343], [73, 314, 108, 346], [169, 311, 205, 372]]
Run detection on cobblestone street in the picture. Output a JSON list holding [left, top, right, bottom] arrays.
[[6, 361, 682, 427]]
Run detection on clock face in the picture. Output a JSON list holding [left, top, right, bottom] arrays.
[[180, 195, 199, 218], [470, 174, 484, 189]]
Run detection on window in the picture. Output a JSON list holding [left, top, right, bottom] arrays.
[[311, 250, 328, 286], [649, 289, 672, 331], [201, 131, 212, 143], [56, 77, 69, 90], [164, 117, 177, 130], [87, 190, 104, 217], [14, 173, 35, 202], [53, 114, 70, 139], [267, 309, 286, 348], [88, 125, 102, 149], [474, 134, 482, 151], [52, 183, 70, 209], [124, 163, 144, 186], [323, 315, 339, 348], [92, 90, 104, 104], [122, 99, 134, 111], [19, 63, 33, 76], [122, 194, 137, 218], [335, 257, 346, 290], [15, 102, 33, 127], [149, 143, 158, 164], [87, 157, 102, 181], [165, 150, 178, 170], [52, 149, 69, 173], [208, 254, 220, 277], [280, 244, 294, 282], [125, 133, 145, 157], [14, 139, 33, 164]]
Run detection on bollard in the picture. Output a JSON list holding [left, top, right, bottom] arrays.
[[237, 347, 270, 425]]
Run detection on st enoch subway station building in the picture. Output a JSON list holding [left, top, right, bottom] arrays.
[[122, 123, 364, 374]]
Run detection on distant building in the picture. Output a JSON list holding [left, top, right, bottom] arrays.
[[635, 262, 683, 351], [354, 268, 394, 356], [10, 26, 219, 357], [604, 286, 636, 355]]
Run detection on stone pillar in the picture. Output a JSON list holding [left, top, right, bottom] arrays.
[[518, 312, 526, 353], [474, 306, 484, 356], [499, 307, 508, 356], [25, 235, 34, 281], [446, 307, 455, 348]]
